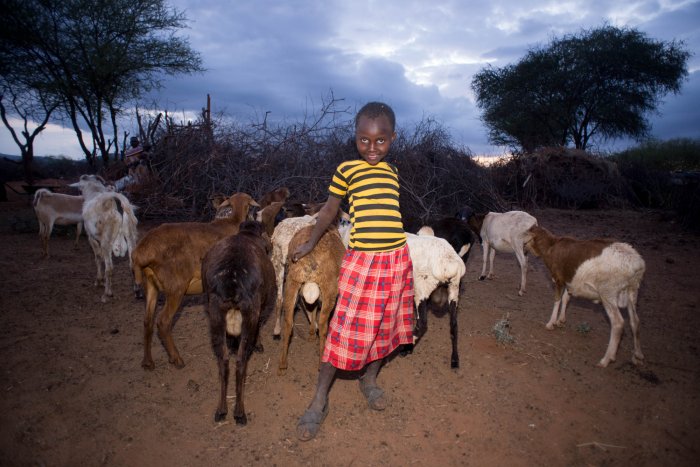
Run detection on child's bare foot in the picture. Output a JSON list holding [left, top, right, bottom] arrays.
[[359, 380, 387, 411]]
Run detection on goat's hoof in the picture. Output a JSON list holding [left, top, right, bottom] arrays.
[[254, 344, 264, 353], [478, 276, 486, 281], [451, 360, 460, 369], [277, 367, 287, 376], [632, 353, 645, 366], [545, 323, 555, 330], [214, 411, 227, 422], [141, 360, 155, 371], [272, 334, 281, 341], [234, 414, 248, 426], [170, 357, 185, 369]]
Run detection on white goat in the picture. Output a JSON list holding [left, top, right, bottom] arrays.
[[32, 188, 84, 257], [70, 175, 138, 302], [526, 224, 645, 367], [468, 210, 538, 296]]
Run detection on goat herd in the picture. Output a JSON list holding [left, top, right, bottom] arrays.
[[31, 175, 646, 425]]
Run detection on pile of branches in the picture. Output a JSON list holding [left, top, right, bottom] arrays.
[[490, 147, 628, 209], [128, 99, 505, 227]]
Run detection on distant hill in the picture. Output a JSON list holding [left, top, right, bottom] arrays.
[[1, 154, 90, 182]]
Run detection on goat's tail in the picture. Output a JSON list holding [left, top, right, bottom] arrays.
[[32, 188, 51, 208], [111, 194, 139, 259]]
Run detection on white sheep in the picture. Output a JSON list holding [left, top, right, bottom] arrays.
[[405, 232, 467, 368], [526, 224, 645, 367], [468, 210, 538, 296]]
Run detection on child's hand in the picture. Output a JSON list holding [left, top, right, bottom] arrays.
[[292, 241, 314, 262]]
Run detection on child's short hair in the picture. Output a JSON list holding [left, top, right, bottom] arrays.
[[355, 102, 396, 131]]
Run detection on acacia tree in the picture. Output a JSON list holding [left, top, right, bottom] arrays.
[[471, 25, 690, 152], [0, 0, 203, 167]]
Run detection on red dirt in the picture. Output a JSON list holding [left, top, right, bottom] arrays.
[[1, 191, 699, 466]]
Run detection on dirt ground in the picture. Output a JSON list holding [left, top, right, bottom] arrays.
[[1, 186, 699, 466]]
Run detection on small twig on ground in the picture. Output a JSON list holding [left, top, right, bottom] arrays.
[[576, 441, 627, 451]]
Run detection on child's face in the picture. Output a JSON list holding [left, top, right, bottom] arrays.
[[355, 115, 396, 165]]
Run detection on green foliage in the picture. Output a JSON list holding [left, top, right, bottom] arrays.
[[471, 25, 691, 153]]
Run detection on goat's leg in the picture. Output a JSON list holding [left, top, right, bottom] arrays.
[[73, 221, 83, 249], [556, 289, 570, 326], [234, 311, 258, 426], [514, 245, 528, 296], [278, 280, 299, 375], [487, 248, 497, 279], [156, 290, 186, 368], [88, 236, 104, 287], [598, 299, 625, 367], [39, 220, 51, 257], [626, 289, 645, 365], [478, 243, 490, 280], [272, 264, 285, 339], [546, 287, 564, 330], [141, 279, 160, 370], [448, 300, 459, 369], [207, 300, 230, 422], [101, 247, 114, 303]]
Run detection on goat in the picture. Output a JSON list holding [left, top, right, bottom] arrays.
[[418, 216, 476, 264], [405, 232, 467, 368], [525, 225, 645, 367], [32, 189, 84, 257], [258, 186, 291, 208], [132, 192, 259, 370], [467, 210, 538, 296], [202, 220, 276, 425], [70, 176, 138, 302], [255, 201, 286, 237], [277, 224, 346, 374], [270, 211, 350, 338]]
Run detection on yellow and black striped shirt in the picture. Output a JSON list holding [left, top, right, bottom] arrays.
[[329, 160, 406, 252]]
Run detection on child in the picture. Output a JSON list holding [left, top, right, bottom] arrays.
[[292, 101, 414, 441]]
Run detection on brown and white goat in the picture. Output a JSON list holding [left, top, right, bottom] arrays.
[[258, 186, 290, 208], [132, 192, 259, 370], [70, 176, 138, 302], [33, 188, 84, 257], [525, 225, 645, 367], [277, 224, 346, 374], [202, 220, 276, 425]]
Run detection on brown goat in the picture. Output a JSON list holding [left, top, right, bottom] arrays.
[[132, 192, 259, 370], [258, 186, 290, 208], [202, 220, 276, 425], [255, 200, 285, 237], [278, 224, 345, 375], [526, 225, 645, 367]]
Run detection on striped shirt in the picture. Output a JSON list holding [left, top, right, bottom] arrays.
[[329, 159, 406, 252]]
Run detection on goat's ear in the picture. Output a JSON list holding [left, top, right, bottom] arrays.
[[250, 199, 261, 208]]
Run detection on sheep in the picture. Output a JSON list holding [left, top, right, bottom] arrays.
[[69, 176, 138, 302], [202, 220, 276, 425], [404, 232, 467, 368], [525, 225, 645, 367], [418, 216, 477, 264], [32, 189, 84, 257], [467, 210, 538, 296], [277, 224, 346, 374], [131, 192, 259, 370]]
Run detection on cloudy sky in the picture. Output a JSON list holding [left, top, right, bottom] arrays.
[[2, 0, 699, 158]]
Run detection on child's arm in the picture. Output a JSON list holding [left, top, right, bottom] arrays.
[[291, 195, 342, 262]]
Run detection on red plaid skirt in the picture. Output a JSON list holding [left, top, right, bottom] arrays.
[[322, 244, 414, 371]]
